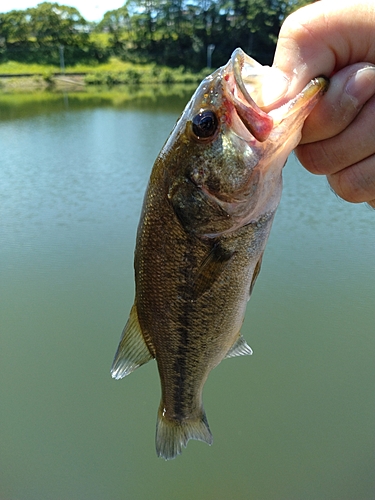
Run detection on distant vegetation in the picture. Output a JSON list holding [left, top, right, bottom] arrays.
[[0, 58, 210, 86], [0, 0, 312, 72]]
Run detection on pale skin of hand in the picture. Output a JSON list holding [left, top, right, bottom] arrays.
[[273, 0, 375, 207]]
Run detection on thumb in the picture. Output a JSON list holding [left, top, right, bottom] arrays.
[[273, 0, 375, 96]]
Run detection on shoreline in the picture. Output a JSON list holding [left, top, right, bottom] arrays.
[[0, 74, 87, 92], [0, 60, 209, 92]]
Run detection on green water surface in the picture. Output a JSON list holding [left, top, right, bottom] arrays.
[[0, 90, 374, 500]]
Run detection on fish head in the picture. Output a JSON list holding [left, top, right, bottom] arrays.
[[164, 48, 328, 238]]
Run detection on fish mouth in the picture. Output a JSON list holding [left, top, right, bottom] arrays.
[[224, 48, 328, 142]]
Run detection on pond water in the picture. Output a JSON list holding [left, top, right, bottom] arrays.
[[0, 89, 374, 500]]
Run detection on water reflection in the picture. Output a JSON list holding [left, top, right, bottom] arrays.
[[0, 84, 196, 121], [0, 90, 374, 500]]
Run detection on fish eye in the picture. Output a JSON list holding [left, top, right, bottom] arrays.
[[191, 110, 218, 140]]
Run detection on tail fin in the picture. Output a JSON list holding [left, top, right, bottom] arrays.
[[155, 406, 213, 460]]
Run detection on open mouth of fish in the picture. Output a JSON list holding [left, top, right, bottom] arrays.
[[223, 48, 328, 142]]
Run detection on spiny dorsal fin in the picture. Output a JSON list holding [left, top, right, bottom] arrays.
[[193, 243, 234, 298], [225, 334, 253, 358], [111, 304, 153, 379]]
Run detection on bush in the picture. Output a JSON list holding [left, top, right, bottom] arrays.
[[81, 62, 210, 86], [158, 68, 175, 84], [41, 70, 54, 83], [122, 68, 141, 84]]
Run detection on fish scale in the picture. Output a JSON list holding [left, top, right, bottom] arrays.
[[111, 48, 328, 460]]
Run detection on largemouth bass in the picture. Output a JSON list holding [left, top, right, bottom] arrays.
[[111, 48, 328, 460]]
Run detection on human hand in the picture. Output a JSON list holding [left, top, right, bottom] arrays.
[[273, 0, 375, 208]]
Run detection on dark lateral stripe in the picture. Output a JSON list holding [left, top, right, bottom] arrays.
[[172, 242, 198, 419]]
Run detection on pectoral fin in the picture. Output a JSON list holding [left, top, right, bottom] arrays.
[[111, 304, 153, 379], [249, 253, 263, 297], [194, 243, 235, 298], [225, 334, 253, 358]]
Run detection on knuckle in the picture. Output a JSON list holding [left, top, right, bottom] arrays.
[[295, 141, 338, 175], [328, 162, 375, 203]]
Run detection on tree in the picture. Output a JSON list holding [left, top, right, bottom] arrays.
[[96, 5, 130, 53], [115, 0, 313, 69], [221, 0, 313, 65], [0, 10, 32, 45], [29, 3, 89, 50], [0, 0, 314, 68]]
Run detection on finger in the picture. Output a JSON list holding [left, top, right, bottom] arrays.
[[273, 0, 375, 96], [295, 93, 375, 175], [300, 64, 375, 144], [327, 156, 375, 204]]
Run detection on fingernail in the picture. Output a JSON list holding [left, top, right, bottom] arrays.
[[345, 66, 375, 106]]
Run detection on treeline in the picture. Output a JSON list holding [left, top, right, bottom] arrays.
[[0, 0, 311, 70]]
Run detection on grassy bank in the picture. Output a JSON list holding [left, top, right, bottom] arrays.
[[0, 58, 210, 92]]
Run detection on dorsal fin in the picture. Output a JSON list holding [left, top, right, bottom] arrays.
[[111, 304, 153, 379], [225, 334, 253, 358]]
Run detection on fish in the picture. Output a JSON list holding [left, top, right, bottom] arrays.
[[111, 48, 328, 460]]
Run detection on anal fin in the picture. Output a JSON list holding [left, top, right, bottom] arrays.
[[111, 304, 153, 379], [225, 334, 253, 358]]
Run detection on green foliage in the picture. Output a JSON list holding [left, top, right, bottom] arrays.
[[0, 2, 108, 65], [40, 69, 54, 87], [105, 0, 313, 68], [95, 6, 130, 54], [0, 60, 57, 74], [83, 63, 210, 85], [0, 0, 313, 69]]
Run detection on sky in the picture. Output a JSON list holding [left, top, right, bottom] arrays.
[[0, 0, 126, 22]]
